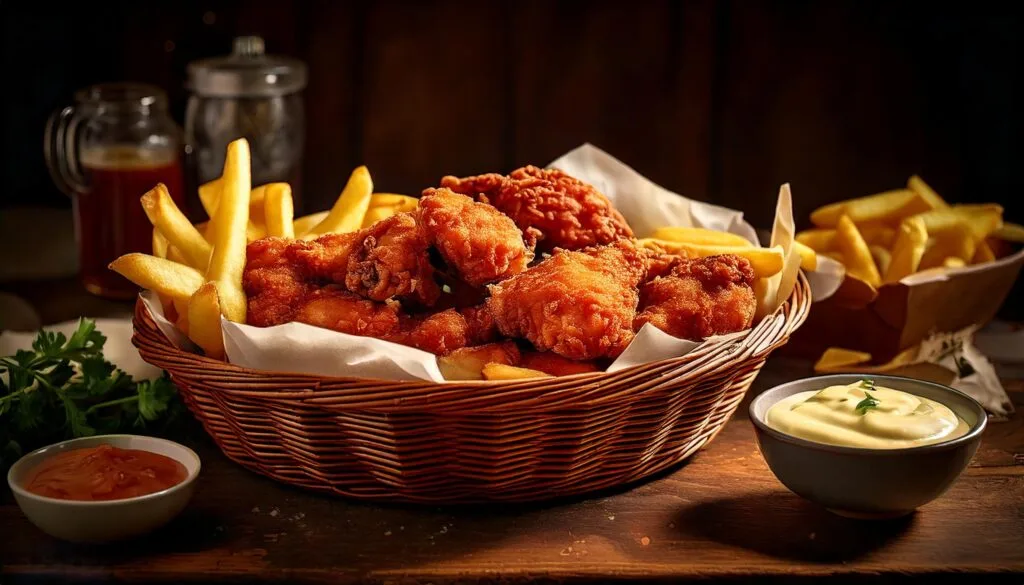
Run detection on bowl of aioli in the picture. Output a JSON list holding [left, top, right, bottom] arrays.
[[750, 374, 987, 519], [7, 435, 200, 543]]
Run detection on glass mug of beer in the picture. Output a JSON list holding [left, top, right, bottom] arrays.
[[44, 83, 185, 299]]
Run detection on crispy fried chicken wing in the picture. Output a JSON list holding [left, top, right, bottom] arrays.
[[634, 254, 756, 341], [441, 165, 633, 252], [288, 213, 439, 305], [387, 309, 468, 355], [244, 237, 311, 327], [419, 187, 532, 287], [294, 288, 402, 338], [486, 240, 646, 360]]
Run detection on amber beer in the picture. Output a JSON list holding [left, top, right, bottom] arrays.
[[76, 147, 184, 299]]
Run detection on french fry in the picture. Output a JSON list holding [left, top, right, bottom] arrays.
[[247, 184, 269, 226], [913, 204, 1003, 239], [198, 179, 220, 218], [810, 189, 931, 228], [793, 241, 817, 271], [835, 215, 881, 287], [206, 138, 251, 323], [264, 183, 295, 238], [942, 257, 966, 269], [992, 222, 1024, 243], [919, 223, 976, 270], [370, 193, 418, 212], [973, 239, 996, 263], [166, 245, 188, 266], [188, 282, 225, 360], [172, 297, 190, 336], [152, 232, 173, 316], [868, 245, 892, 276], [651, 226, 754, 247], [195, 221, 212, 242], [247, 222, 268, 242], [907, 175, 948, 210], [438, 343, 520, 381], [293, 211, 329, 238], [200, 178, 269, 238], [884, 216, 928, 283], [858, 224, 897, 248], [152, 229, 168, 258], [795, 228, 836, 252], [108, 254, 205, 304], [305, 166, 373, 238], [481, 363, 551, 380], [141, 183, 212, 271], [638, 239, 784, 278], [361, 205, 403, 228], [814, 347, 873, 373]]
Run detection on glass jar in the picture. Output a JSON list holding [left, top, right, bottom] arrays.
[[44, 83, 185, 300], [185, 36, 307, 212]]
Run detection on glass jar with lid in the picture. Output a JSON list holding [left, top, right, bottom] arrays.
[[185, 36, 307, 211]]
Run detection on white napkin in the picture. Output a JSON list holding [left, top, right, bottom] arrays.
[[918, 327, 1014, 418]]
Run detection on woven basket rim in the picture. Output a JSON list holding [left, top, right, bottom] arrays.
[[133, 272, 811, 389]]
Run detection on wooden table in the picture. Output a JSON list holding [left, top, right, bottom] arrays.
[[1, 280, 1023, 584]]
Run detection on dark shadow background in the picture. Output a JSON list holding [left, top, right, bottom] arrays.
[[3, 0, 1021, 229]]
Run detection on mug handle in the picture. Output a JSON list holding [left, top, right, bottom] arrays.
[[43, 106, 89, 196]]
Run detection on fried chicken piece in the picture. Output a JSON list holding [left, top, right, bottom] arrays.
[[294, 288, 402, 337], [487, 240, 647, 360], [244, 237, 311, 327], [459, 304, 498, 345], [519, 351, 600, 376], [641, 245, 691, 281], [441, 165, 633, 253], [388, 309, 469, 355], [419, 188, 532, 287], [288, 213, 440, 305], [383, 302, 498, 355], [634, 254, 756, 341], [438, 341, 521, 380]]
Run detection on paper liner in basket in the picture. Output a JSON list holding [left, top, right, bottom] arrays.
[[140, 143, 833, 381]]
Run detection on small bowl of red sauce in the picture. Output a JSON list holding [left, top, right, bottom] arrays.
[[7, 435, 200, 543]]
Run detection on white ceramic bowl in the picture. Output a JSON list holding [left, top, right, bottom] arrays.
[[7, 434, 200, 543], [750, 374, 987, 519]]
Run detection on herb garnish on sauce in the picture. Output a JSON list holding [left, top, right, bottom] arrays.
[[855, 379, 880, 414]]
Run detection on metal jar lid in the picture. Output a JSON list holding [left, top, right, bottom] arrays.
[[186, 36, 307, 98]]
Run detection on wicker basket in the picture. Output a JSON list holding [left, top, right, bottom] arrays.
[[132, 274, 811, 503]]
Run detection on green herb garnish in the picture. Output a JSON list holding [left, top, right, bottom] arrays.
[[0, 318, 180, 469], [854, 379, 880, 415]]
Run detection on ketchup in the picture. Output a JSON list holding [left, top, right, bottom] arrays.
[[24, 444, 188, 501]]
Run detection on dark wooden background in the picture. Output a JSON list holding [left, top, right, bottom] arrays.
[[2, 0, 1022, 230]]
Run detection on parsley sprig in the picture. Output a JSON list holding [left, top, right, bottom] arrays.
[[0, 318, 180, 468], [854, 379, 880, 415]]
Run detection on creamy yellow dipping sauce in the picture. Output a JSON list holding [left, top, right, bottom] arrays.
[[765, 381, 969, 449]]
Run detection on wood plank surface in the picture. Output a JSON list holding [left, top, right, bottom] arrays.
[[3, 357, 1021, 584]]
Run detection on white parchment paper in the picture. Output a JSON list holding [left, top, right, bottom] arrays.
[[140, 143, 842, 380]]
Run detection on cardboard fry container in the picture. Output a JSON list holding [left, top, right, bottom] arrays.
[[787, 247, 1024, 362]]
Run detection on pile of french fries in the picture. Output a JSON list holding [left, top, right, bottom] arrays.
[[109, 138, 417, 360], [796, 175, 1023, 302]]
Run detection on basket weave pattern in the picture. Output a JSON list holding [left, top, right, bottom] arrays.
[[133, 275, 811, 503]]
